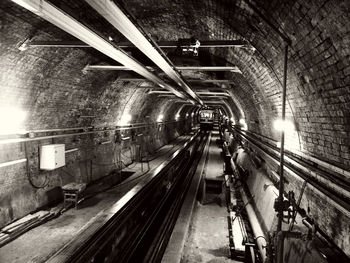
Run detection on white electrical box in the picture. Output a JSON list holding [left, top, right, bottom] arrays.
[[40, 144, 65, 170]]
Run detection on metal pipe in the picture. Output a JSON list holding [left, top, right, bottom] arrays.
[[0, 120, 194, 145], [116, 78, 235, 84], [86, 65, 241, 73], [150, 91, 229, 97], [29, 39, 248, 48], [0, 158, 27, 168], [239, 186, 267, 262], [277, 44, 289, 231], [10, 0, 187, 101], [85, 0, 203, 105]]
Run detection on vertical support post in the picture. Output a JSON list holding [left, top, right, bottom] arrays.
[[277, 44, 289, 232]]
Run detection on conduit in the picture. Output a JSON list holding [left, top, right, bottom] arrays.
[[230, 158, 267, 262], [85, 0, 203, 105], [239, 185, 267, 263], [11, 0, 187, 101], [85, 65, 241, 73]]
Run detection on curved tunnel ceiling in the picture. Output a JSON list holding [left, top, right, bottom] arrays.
[[1, 0, 350, 170]]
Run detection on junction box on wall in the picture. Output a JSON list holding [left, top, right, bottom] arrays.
[[40, 144, 65, 170]]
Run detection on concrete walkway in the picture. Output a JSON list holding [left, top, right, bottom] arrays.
[[181, 131, 236, 262], [0, 135, 191, 263]]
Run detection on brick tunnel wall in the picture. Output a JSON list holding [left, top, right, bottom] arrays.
[[124, 0, 350, 170], [0, 117, 194, 228], [122, 0, 350, 256], [1, 0, 349, 245], [228, 132, 350, 257], [0, 3, 197, 228]]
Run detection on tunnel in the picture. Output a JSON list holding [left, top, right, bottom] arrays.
[[0, 0, 349, 262]]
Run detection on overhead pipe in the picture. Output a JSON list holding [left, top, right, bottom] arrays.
[[85, 0, 203, 105], [11, 0, 189, 102], [149, 91, 229, 96], [85, 65, 242, 73], [28, 39, 248, 48], [116, 78, 236, 84]]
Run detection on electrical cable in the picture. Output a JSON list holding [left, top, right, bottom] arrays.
[[25, 142, 49, 189]]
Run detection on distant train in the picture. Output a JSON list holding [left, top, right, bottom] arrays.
[[199, 109, 215, 130]]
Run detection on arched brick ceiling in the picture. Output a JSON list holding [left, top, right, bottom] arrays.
[[121, 0, 350, 169], [0, 0, 349, 169]]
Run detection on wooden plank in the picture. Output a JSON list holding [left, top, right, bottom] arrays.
[[1, 214, 37, 232]]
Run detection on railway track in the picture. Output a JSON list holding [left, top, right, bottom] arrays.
[[46, 131, 209, 263]]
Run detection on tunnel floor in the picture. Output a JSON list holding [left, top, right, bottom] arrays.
[[181, 131, 235, 262], [161, 128, 243, 262], [0, 135, 193, 263]]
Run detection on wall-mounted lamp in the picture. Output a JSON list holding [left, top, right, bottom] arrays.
[[273, 119, 295, 132], [239, 118, 248, 130], [118, 113, 132, 126], [157, 114, 164, 122], [0, 107, 27, 135]]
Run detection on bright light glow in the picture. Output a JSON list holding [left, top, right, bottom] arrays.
[[191, 112, 194, 117], [118, 113, 132, 126], [239, 119, 248, 130], [175, 113, 180, 120], [273, 119, 295, 132], [157, 114, 164, 122], [0, 107, 27, 135], [159, 84, 164, 88], [186, 113, 189, 118]]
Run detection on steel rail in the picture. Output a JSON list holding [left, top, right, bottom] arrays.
[[46, 132, 202, 263], [130, 134, 209, 262]]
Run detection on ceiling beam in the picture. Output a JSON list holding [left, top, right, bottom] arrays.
[[28, 39, 247, 48], [86, 0, 203, 105], [148, 90, 229, 96], [116, 78, 235, 84], [188, 79, 234, 83], [11, 0, 189, 101], [86, 65, 241, 73], [201, 100, 227, 104]]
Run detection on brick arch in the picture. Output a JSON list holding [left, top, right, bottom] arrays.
[[124, 0, 350, 169]]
